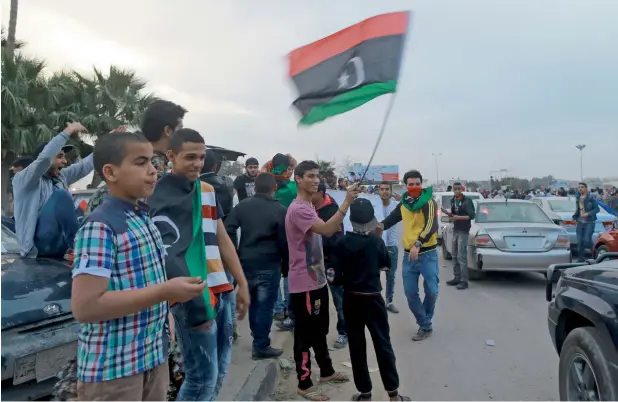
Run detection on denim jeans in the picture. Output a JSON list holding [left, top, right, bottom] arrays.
[[385, 246, 399, 304], [225, 270, 237, 332], [172, 291, 234, 401], [246, 268, 281, 351], [402, 249, 439, 330], [576, 221, 595, 261], [451, 231, 470, 283], [328, 283, 346, 336], [274, 277, 292, 319], [34, 189, 79, 257]]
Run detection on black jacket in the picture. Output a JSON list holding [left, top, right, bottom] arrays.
[[333, 232, 390, 294], [450, 195, 476, 233], [224, 193, 289, 274], [200, 172, 234, 218], [315, 194, 343, 271]]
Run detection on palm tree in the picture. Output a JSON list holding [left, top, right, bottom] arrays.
[[5, 0, 19, 60]]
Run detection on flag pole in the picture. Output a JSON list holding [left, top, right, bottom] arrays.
[[358, 93, 397, 183]]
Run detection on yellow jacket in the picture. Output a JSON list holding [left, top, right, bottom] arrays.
[[382, 195, 438, 253]]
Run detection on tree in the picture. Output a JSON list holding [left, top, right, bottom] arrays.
[[5, 0, 18, 60], [219, 161, 244, 177], [315, 156, 336, 177]]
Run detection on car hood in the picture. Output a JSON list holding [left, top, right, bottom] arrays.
[[565, 260, 618, 290], [1, 255, 73, 330]]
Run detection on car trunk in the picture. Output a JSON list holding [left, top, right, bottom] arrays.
[[481, 222, 562, 252], [1, 256, 73, 330]]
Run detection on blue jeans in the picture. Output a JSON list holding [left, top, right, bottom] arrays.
[[576, 221, 595, 261], [385, 246, 399, 303], [246, 268, 281, 351], [451, 231, 470, 282], [172, 292, 234, 401], [274, 277, 292, 318], [328, 283, 346, 336], [402, 249, 439, 330], [225, 270, 237, 332], [34, 189, 79, 257]]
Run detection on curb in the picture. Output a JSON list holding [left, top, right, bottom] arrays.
[[234, 329, 294, 401]]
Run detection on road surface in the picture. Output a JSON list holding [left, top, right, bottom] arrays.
[[275, 246, 559, 401]]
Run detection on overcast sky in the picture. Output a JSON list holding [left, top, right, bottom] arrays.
[[3, 0, 617, 182]]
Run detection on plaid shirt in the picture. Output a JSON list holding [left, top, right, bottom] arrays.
[[86, 150, 169, 214], [72, 196, 169, 383]]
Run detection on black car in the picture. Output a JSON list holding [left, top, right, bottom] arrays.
[[546, 252, 618, 401], [1, 225, 79, 400]]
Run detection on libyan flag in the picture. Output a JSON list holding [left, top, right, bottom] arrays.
[[289, 11, 410, 125]]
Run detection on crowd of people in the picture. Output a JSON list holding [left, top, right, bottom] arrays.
[[3, 96, 617, 401]]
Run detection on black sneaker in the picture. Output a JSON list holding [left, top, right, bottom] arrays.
[[456, 282, 469, 290], [386, 303, 400, 314], [446, 278, 460, 286], [252, 346, 283, 360], [412, 328, 432, 341]]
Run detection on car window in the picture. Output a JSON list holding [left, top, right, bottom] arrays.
[[442, 194, 480, 207], [1, 225, 20, 254], [475, 202, 551, 223], [547, 199, 576, 213]]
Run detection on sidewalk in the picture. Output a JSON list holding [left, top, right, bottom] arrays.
[[217, 314, 294, 401]]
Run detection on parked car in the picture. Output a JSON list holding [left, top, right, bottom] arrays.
[[1, 224, 79, 401], [442, 199, 571, 280], [592, 222, 618, 258], [434, 191, 484, 243], [545, 252, 618, 400], [531, 196, 617, 251]]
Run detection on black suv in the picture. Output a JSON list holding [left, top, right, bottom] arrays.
[[546, 252, 618, 401]]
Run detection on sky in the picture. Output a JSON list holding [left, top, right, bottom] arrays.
[[2, 0, 617, 183]]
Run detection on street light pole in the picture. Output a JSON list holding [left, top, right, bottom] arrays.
[[575, 144, 586, 181], [432, 153, 442, 187]]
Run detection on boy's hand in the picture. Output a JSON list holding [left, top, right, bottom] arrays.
[[374, 222, 384, 236], [235, 285, 250, 320], [164, 277, 207, 303], [345, 183, 360, 203], [65, 122, 87, 136]]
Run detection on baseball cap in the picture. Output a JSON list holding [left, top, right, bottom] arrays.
[[350, 198, 378, 233], [245, 157, 259, 167], [32, 141, 74, 160], [11, 156, 34, 170]]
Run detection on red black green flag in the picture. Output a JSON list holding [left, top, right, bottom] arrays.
[[288, 11, 410, 125]]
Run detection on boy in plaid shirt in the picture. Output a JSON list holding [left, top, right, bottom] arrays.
[[71, 132, 206, 401]]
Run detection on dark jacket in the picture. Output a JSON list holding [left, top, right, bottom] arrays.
[[572, 193, 600, 223], [315, 194, 344, 272], [333, 232, 390, 294], [224, 193, 289, 274], [200, 172, 234, 218], [233, 174, 255, 202], [450, 195, 476, 233]]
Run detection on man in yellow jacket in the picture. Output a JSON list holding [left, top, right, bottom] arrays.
[[378, 170, 439, 341]]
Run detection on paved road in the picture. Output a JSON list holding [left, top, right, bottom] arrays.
[[276, 246, 559, 401]]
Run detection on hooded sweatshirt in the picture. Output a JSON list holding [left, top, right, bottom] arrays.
[[334, 232, 390, 294]]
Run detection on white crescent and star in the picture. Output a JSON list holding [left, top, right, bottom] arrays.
[[151, 215, 180, 250], [338, 56, 365, 90]]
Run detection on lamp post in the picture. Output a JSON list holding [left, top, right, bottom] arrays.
[[432, 153, 442, 187], [575, 144, 586, 181]]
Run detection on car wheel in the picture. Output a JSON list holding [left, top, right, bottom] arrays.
[[468, 268, 483, 281], [559, 327, 618, 401], [594, 245, 609, 259], [442, 244, 452, 260]]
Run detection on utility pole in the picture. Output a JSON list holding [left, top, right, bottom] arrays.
[[432, 153, 442, 187], [575, 144, 586, 181]]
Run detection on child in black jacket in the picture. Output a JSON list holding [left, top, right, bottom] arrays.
[[331, 198, 410, 401]]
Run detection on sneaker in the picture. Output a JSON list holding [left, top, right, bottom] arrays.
[[252, 346, 283, 360], [334, 334, 348, 349], [386, 303, 400, 314], [273, 312, 285, 321], [456, 282, 469, 290], [412, 328, 432, 341], [276, 317, 294, 331], [446, 278, 460, 286]]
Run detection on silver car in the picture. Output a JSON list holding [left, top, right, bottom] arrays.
[[530, 196, 617, 250], [442, 199, 571, 280]]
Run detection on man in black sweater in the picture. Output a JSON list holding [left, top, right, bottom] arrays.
[[333, 198, 409, 401], [312, 182, 347, 349], [224, 172, 288, 359]]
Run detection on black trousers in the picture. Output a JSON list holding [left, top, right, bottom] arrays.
[[291, 285, 335, 390], [343, 293, 399, 394]]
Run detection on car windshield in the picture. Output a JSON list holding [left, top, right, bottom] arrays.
[[1, 225, 20, 254], [442, 194, 480, 206], [475, 202, 551, 223], [547, 199, 575, 213]]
